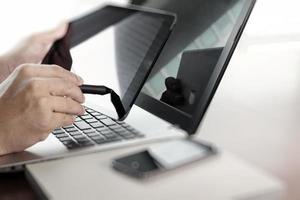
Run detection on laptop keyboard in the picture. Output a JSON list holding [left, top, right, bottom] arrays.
[[52, 107, 144, 149]]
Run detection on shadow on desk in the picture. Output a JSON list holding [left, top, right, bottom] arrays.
[[0, 171, 37, 200]]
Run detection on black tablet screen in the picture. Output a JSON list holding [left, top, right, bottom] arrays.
[[43, 5, 175, 119]]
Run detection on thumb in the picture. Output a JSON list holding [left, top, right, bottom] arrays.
[[41, 22, 69, 42]]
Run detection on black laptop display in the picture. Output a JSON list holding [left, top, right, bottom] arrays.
[[133, 0, 256, 134]]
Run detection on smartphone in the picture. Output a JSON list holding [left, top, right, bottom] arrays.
[[112, 139, 217, 178]]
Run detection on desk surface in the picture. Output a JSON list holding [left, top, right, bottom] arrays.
[[0, 0, 300, 199], [27, 144, 283, 200]]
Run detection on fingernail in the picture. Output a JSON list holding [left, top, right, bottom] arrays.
[[82, 94, 85, 103], [77, 75, 84, 84], [81, 106, 85, 115], [72, 116, 76, 122]]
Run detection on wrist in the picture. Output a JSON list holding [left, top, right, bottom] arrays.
[[0, 143, 8, 156], [0, 54, 16, 83], [0, 99, 8, 156], [0, 124, 9, 157]]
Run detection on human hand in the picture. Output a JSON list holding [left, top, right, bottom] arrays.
[[0, 64, 84, 156], [0, 23, 68, 82]]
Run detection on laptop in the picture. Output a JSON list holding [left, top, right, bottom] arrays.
[[0, 0, 256, 172]]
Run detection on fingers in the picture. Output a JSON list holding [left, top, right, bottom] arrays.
[[43, 65, 83, 85], [16, 64, 84, 102], [47, 90, 84, 130], [51, 113, 76, 128], [39, 22, 68, 42], [47, 78, 85, 103], [49, 96, 85, 115], [17, 64, 83, 86]]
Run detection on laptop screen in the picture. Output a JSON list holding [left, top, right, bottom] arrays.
[[133, 0, 256, 134]]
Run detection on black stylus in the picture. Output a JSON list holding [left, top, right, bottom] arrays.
[[79, 84, 111, 95], [79, 84, 126, 119]]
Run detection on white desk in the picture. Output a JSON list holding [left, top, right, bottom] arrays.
[[27, 142, 283, 200]]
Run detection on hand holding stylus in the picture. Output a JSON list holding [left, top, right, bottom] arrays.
[[0, 64, 85, 155]]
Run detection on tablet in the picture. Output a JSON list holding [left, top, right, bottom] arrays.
[[42, 5, 176, 120]]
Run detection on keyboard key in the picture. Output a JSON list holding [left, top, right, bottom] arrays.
[[64, 127, 78, 132], [75, 137, 89, 142], [123, 135, 136, 139], [109, 124, 122, 130], [91, 113, 102, 117], [82, 110, 90, 114], [52, 131, 65, 136], [63, 125, 76, 128], [104, 134, 121, 140], [94, 138, 119, 144], [81, 115, 93, 120], [77, 140, 94, 147], [132, 131, 143, 136], [115, 129, 127, 134], [58, 137, 73, 142], [123, 126, 134, 131], [52, 128, 64, 134], [107, 137, 122, 142], [99, 130, 113, 135], [85, 131, 99, 137], [117, 131, 134, 136], [100, 118, 116, 126], [88, 110, 99, 114], [101, 132, 116, 138], [85, 118, 98, 123], [55, 133, 68, 138], [75, 117, 82, 122], [94, 115, 107, 120], [96, 127, 110, 132], [121, 123, 130, 127], [63, 125, 74, 129], [93, 138, 107, 144], [53, 128, 63, 131], [74, 121, 91, 130], [85, 108, 94, 112], [118, 131, 143, 139], [125, 127, 135, 131], [62, 141, 79, 149], [114, 127, 128, 131], [90, 122, 104, 128], [69, 131, 82, 136], [90, 135, 104, 140], [72, 134, 86, 139], [82, 129, 95, 134]]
